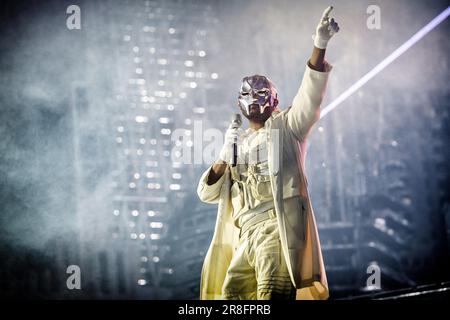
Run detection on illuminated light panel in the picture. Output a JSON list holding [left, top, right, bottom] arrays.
[[150, 222, 163, 228], [169, 184, 181, 190], [135, 115, 148, 123]]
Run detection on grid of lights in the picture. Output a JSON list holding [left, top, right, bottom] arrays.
[[109, 0, 219, 290]]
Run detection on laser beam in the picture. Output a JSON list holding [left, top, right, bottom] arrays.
[[320, 6, 450, 119]]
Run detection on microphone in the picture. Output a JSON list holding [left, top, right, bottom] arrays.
[[230, 114, 242, 167]]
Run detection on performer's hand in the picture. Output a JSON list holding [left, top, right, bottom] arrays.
[[218, 126, 243, 164], [313, 6, 340, 49]]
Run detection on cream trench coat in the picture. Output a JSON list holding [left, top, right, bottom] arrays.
[[197, 62, 332, 300]]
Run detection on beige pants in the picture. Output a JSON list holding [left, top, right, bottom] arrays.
[[222, 216, 296, 300]]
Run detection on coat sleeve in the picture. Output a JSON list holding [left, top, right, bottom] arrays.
[[286, 62, 332, 141], [197, 165, 227, 204]]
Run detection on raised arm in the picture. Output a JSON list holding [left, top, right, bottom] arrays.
[[309, 6, 339, 71], [287, 6, 339, 141]]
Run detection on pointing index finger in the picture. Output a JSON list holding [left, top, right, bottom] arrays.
[[321, 6, 333, 20]]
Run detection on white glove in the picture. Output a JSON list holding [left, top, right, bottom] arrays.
[[218, 126, 243, 164], [313, 6, 340, 49]]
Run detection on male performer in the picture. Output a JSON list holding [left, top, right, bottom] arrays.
[[197, 6, 339, 300]]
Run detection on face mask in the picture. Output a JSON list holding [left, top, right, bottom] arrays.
[[238, 75, 278, 118]]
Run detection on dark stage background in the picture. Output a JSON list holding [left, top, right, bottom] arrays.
[[0, 0, 449, 299]]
